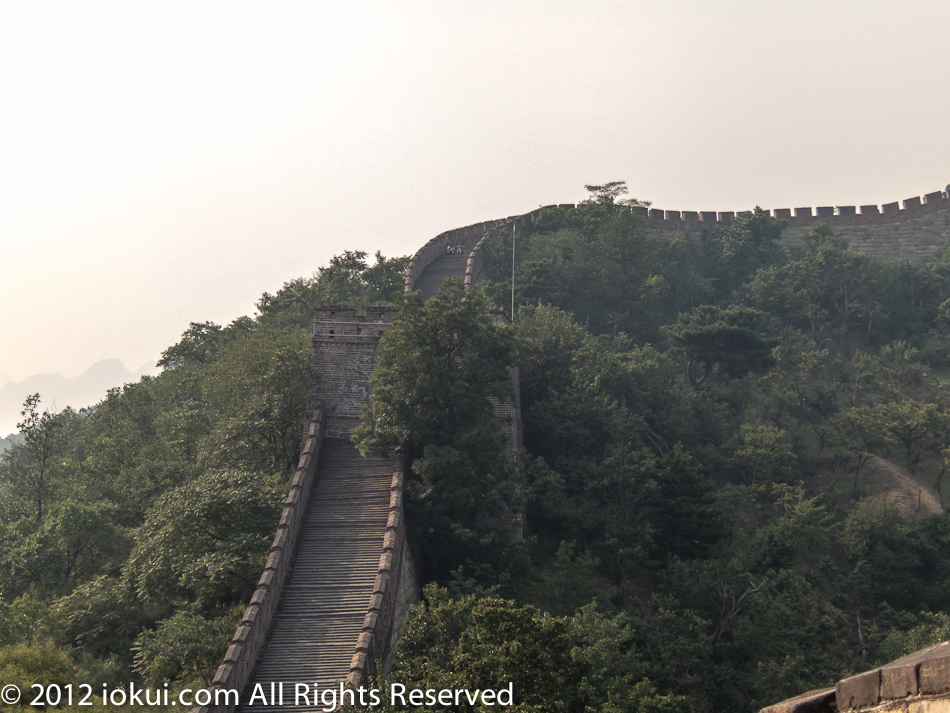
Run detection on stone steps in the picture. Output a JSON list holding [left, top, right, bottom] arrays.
[[238, 439, 392, 712]]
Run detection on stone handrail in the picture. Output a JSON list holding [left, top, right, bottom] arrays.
[[347, 451, 409, 686]]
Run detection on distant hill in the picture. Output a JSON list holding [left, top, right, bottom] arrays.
[[0, 359, 158, 437], [0, 432, 23, 454]]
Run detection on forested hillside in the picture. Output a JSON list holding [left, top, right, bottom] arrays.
[[3, 186, 950, 712], [0, 251, 406, 709], [356, 185, 950, 713]]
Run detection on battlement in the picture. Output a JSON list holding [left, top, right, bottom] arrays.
[[638, 187, 950, 230]]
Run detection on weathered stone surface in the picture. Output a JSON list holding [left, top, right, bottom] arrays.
[[921, 654, 950, 695], [837, 669, 881, 710], [881, 662, 918, 699], [758, 687, 835, 713]]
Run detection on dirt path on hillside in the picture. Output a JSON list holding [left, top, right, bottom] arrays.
[[865, 456, 943, 519]]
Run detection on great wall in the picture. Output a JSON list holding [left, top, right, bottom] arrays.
[[198, 187, 950, 713]]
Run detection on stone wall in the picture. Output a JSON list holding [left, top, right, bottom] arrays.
[[197, 406, 326, 713], [453, 188, 950, 269], [348, 452, 412, 686], [761, 642, 950, 712], [640, 187, 950, 261], [404, 207, 565, 294], [309, 307, 398, 438]]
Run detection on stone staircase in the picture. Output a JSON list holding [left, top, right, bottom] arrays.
[[412, 249, 470, 299], [238, 439, 392, 712]]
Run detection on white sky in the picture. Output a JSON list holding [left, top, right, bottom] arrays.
[[1, 1, 949, 432]]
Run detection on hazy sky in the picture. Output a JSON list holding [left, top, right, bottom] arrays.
[[1, 1, 948, 432]]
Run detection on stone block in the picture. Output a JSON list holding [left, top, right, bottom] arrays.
[[881, 662, 918, 699], [904, 196, 923, 210], [921, 655, 950, 694], [794, 207, 813, 217], [773, 208, 792, 219], [257, 569, 276, 589], [212, 663, 234, 686], [231, 624, 252, 645], [241, 604, 260, 626], [700, 211, 718, 222], [718, 211, 736, 221], [224, 643, 243, 664], [838, 206, 856, 216], [271, 528, 289, 551], [860, 204, 880, 215], [816, 206, 835, 217], [278, 507, 295, 529], [350, 651, 368, 673], [355, 631, 373, 653], [836, 669, 881, 710]]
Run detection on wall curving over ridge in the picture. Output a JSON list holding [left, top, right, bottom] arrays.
[[641, 187, 950, 261]]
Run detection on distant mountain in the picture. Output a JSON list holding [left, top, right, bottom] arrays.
[[0, 359, 158, 437], [0, 432, 23, 454]]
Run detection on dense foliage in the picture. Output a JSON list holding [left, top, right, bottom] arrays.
[[355, 183, 950, 712], [5, 181, 950, 712], [0, 253, 406, 707]]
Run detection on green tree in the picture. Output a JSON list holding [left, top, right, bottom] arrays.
[[703, 208, 786, 302], [662, 305, 777, 389], [354, 282, 514, 455], [831, 405, 889, 496], [362, 586, 685, 713], [132, 609, 235, 686], [124, 469, 282, 611], [354, 282, 517, 582], [745, 225, 874, 356], [0, 395, 74, 524], [879, 400, 947, 474]]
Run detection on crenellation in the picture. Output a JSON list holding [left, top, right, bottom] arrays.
[[774, 208, 792, 219], [816, 206, 835, 217], [700, 210, 717, 222]]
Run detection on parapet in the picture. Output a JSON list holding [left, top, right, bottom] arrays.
[[760, 641, 950, 712], [639, 187, 950, 230]]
